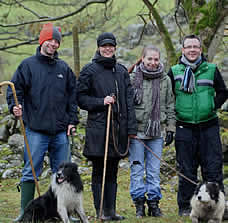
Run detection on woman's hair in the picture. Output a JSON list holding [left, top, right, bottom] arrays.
[[141, 45, 160, 58], [128, 45, 160, 73]]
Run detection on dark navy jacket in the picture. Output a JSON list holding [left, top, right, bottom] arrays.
[[7, 46, 78, 135]]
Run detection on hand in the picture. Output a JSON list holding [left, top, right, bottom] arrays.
[[104, 95, 115, 105], [165, 131, 174, 146], [13, 104, 22, 117], [67, 125, 76, 136], [128, 134, 137, 138]]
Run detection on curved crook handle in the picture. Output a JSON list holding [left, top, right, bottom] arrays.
[[0, 81, 40, 196], [0, 81, 19, 106]]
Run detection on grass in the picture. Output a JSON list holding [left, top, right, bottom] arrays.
[[0, 164, 192, 223]]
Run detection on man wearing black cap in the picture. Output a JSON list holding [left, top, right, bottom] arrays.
[[77, 32, 137, 221], [6, 23, 78, 222]]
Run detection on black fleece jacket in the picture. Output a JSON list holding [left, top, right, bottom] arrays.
[[7, 46, 78, 135]]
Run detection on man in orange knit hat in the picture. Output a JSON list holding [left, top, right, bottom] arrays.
[[6, 23, 78, 222]]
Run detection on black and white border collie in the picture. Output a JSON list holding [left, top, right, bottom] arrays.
[[190, 182, 225, 223], [21, 162, 89, 223]]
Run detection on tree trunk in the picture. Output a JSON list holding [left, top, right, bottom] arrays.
[[72, 25, 80, 79], [181, 0, 228, 61], [142, 0, 177, 67]]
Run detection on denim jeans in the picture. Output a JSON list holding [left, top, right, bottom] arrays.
[[129, 137, 163, 201], [21, 127, 70, 182]]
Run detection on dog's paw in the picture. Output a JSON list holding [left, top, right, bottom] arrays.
[[190, 216, 199, 223]]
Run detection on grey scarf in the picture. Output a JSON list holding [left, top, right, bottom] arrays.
[[132, 62, 164, 137], [180, 55, 202, 93]]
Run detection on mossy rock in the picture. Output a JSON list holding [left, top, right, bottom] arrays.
[[221, 129, 228, 148], [0, 146, 13, 158], [218, 111, 228, 128]]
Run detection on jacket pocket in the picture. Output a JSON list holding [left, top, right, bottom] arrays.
[[134, 104, 145, 124], [87, 111, 105, 128]]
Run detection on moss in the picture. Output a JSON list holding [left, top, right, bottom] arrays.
[[0, 147, 13, 158], [221, 130, 228, 146], [149, 2, 176, 66], [195, 0, 218, 34], [182, 0, 222, 50], [224, 176, 228, 185], [0, 160, 8, 164], [218, 111, 228, 128]]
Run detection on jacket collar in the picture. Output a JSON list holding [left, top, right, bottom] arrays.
[[36, 46, 58, 64]]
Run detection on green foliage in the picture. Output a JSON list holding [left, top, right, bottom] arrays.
[[196, 0, 219, 32], [183, 0, 220, 35]]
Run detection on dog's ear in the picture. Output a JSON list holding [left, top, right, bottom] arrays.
[[208, 182, 219, 192]]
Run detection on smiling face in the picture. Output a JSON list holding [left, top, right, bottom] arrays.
[[98, 44, 116, 58], [142, 49, 160, 71], [40, 39, 60, 57], [182, 38, 202, 62]]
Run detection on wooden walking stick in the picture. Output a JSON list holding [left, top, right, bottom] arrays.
[[0, 81, 40, 196], [99, 103, 112, 220]]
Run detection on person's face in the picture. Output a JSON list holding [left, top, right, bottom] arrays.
[[98, 44, 116, 58], [40, 39, 60, 57], [182, 38, 202, 62], [142, 50, 160, 71]]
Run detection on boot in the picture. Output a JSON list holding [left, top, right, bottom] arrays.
[[13, 181, 35, 222], [102, 182, 125, 221], [223, 205, 228, 220], [134, 197, 146, 218], [147, 200, 163, 217]]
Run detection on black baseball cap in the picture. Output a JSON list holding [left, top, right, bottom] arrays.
[[97, 32, 117, 47]]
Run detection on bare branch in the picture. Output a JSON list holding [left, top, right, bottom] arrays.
[[142, 0, 177, 66], [0, 0, 12, 5], [137, 14, 147, 45], [19, 0, 86, 7], [0, 36, 29, 41], [0, 31, 72, 51], [174, 0, 186, 39], [152, 0, 158, 7], [4, 50, 32, 56], [0, 0, 111, 28], [14, 0, 50, 19], [0, 38, 38, 50], [0, 31, 19, 35]]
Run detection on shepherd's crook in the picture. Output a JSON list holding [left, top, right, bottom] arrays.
[[99, 103, 112, 220], [0, 81, 40, 196]]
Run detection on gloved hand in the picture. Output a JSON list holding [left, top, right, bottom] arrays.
[[165, 131, 174, 146]]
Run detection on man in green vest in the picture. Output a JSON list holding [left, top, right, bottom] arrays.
[[167, 34, 228, 217]]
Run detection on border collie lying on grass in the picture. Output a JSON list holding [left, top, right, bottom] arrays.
[[21, 162, 89, 223]]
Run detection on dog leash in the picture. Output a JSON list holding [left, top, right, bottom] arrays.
[[134, 136, 198, 186]]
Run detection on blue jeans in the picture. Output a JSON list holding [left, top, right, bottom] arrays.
[[129, 138, 163, 201], [21, 127, 70, 182]]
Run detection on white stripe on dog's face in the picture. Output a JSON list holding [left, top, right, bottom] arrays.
[[197, 184, 211, 203]]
